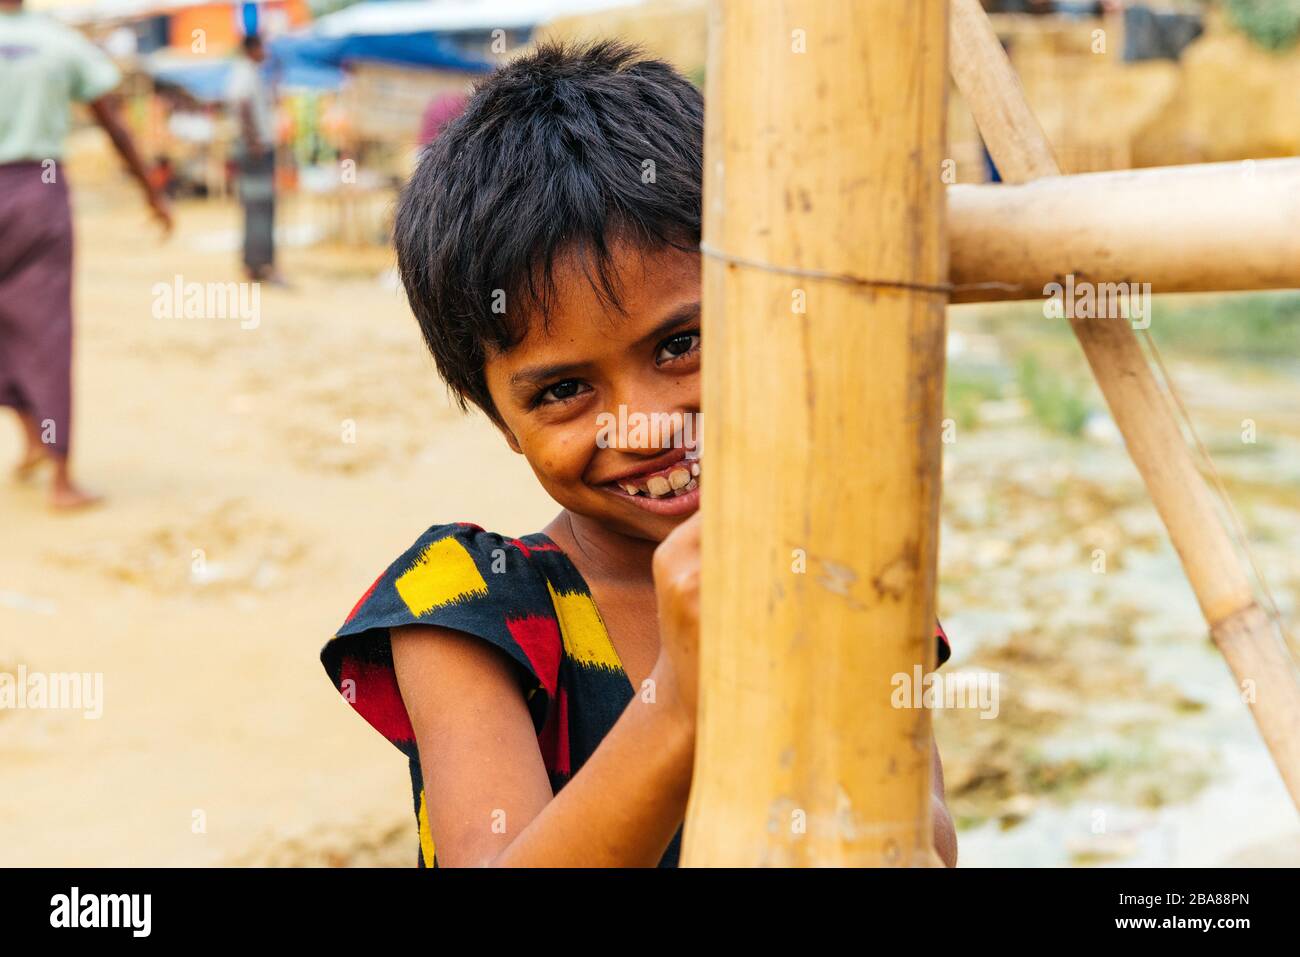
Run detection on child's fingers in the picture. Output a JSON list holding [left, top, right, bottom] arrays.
[[652, 512, 701, 586]]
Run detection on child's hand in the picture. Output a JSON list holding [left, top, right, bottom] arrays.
[[651, 510, 701, 727]]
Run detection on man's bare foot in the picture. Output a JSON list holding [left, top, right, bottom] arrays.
[[14, 448, 49, 481], [49, 479, 103, 511]]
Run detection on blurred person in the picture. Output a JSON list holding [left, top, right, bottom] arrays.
[[0, 0, 172, 509], [226, 33, 285, 284], [149, 153, 177, 198], [417, 90, 468, 146]]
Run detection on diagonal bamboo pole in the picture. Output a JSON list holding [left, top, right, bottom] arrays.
[[950, 0, 1300, 810], [681, 0, 949, 866]]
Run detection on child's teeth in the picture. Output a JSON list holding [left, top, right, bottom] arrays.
[[617, 462, 701, 500], [672, 477, 699, 497]]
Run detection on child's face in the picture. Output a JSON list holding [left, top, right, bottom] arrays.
[[484, 239, 701, 544]]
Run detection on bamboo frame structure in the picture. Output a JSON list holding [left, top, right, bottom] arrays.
[[682, 0, 1299, 867], [682, 0, 949, 866], [948, 0, 1300, 809]]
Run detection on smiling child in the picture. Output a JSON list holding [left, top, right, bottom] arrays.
[[320, 40, 955, 868]]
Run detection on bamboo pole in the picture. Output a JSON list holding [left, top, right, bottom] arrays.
[[682, 0, 949, 866], [948, 0, 1056, 185], [948, 159, 1300, 302], [949, 0, 1300, 809]]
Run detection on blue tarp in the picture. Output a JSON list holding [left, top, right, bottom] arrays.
[[268, 30, 498, 77], [148, 57, 343, 101], [149, 4, 506, 103], [149, 59, 235, 101]]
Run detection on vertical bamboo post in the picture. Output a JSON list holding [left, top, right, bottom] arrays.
[[949, 0, 1300, 809], [682, 0, 949, 866]]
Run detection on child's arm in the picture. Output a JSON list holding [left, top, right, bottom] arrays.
[[391, 625, 693, 867], [390, 515, 701, 868], [933, 741, 958, 867]]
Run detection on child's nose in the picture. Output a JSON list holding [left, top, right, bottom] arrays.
[[598, 376, 700, 450]]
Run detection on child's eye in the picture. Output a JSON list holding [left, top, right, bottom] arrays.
[[534, 379, 589, 406], [656, 331, 700, 365]]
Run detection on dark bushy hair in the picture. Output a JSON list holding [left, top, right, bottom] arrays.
[[394, 40, 704, 420]]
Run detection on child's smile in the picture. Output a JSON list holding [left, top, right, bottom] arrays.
[[483, 239, 702, 543], [597, 443, 700, 515]]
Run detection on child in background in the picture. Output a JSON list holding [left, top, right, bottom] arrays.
[[148, 154, 176, 198], [320, 41, 955, 868]]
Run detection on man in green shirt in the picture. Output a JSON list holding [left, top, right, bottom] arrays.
[[0, 0, 170, 508]]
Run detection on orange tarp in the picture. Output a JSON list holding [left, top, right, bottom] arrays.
[[169, 0, 311, 54]]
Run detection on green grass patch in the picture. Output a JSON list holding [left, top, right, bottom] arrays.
[[1017, 355, 1091, 437], [944, 366, 1005, 432], [1225, 0, 1300, 50], [1149, 291, 1300, 359]]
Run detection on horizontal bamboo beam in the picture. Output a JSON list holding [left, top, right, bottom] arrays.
[[950, 0, 1300, 811], [949, 159, 1300, 303]]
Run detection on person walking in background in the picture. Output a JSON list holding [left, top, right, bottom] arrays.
[[227, 33, 284, 284], [0, 0, 172, 510], [417, 91, 468, 147]]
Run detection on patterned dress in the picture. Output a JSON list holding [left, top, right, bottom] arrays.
[[320, 522, 952, 867]]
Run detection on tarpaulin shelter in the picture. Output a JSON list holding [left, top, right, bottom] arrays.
[[267, 29, 496, 82], [265, 0, 643, 78]]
